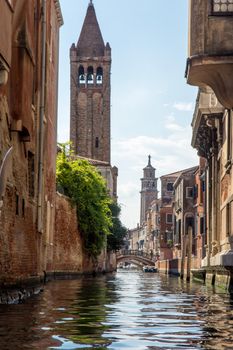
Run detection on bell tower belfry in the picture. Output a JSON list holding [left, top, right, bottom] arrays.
[[140, 155, 158, 225], [70, 1, 111, 163]]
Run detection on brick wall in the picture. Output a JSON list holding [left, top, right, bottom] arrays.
[[53, 193, 83, 273], [0, 186, 39, 285], [53, 193, 116, 275]]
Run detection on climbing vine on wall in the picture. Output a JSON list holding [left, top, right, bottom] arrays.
[[56, 143, 113, 258], [107, 202, 127, 252]]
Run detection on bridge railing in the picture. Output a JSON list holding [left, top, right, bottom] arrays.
[[117, 249, 157, 262]]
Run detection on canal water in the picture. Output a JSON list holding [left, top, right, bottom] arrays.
[[0, 271, 233, 350]]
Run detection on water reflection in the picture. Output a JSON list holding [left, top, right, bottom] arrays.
[[0, 272, 232, 349]]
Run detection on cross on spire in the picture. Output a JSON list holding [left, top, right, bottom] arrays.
[[148, 155, 151, 166]]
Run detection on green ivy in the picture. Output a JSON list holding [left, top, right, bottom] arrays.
[[56, 143, 113, 258], [107, 202, 127, 252]]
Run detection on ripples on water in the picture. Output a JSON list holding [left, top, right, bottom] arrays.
[[0, 271, 233, 349]]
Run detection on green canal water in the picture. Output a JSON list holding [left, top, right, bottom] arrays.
[[0, 271, 233, 349]]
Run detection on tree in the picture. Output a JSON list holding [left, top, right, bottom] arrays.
[[56, 143, 112, 258], [107, 202, 127, 252]]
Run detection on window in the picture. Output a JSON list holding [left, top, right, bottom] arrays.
[[28, 151, 35, 197], [227, 110, 232, 162], [186, 187, 193, 198], [95, 137, 99, 148], [167, 182, 173, 192], [22, 198, 25, 218], [96, 67, 103, 85], [200, 217, 204, 235], [78, 66, 85, 84], [212, 0, 233, 14], [16, 193, 19, 216], [186, 216, 194, 234], [193, 184, 198, 200], [166, 213, 173, 224], [87, 66, 94, 84], [227, 202, 231, 235]]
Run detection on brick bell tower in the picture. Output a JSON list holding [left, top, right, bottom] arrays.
[[140, 155, 158, 225], [70, 0, 111, 163]]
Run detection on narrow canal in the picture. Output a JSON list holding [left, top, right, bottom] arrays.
[[0, 271, 233, 350]]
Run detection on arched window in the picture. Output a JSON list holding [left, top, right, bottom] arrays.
[[87, 66, 94, 84], [96, 67, 103, 85], [78, 66, 85, 84]]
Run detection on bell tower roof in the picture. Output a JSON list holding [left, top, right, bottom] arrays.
[[143, 155, 155, 171], [77, 1, 105, 57]]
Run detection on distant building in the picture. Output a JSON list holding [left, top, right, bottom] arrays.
[[159, 170, 183, 260], [127, 225, 140, 251], [145, 198, 161, 256], [140, 155, 158, 225], [173, 166, 198, 279]]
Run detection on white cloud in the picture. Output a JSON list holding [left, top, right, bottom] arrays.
[[173, 102, 193, 112], [118, 182, 139, 199], [164, 114, 185, 131]]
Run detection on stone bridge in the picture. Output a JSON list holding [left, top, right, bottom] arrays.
[[116, 250, 157, 267]]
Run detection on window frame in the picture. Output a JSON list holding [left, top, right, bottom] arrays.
[[166, 213, 173, 224], [166, 182, 174, 192], [186, 187, 194, 199]]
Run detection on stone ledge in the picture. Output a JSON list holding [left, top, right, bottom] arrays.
[[209, 250, 233, 267]]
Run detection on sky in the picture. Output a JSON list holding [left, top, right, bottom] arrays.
[[58, 0, 198, 229]]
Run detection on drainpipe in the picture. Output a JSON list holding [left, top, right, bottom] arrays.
[[0, 147, 13, 200], [38, 0, 47, 233]]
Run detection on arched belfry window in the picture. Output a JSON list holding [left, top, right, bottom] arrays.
[[87, 66, 94, 84], [78, 66, 85, 85], [96, 67, 103, 85]]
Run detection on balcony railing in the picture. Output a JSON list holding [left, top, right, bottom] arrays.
[[212, 0, 233, 15]]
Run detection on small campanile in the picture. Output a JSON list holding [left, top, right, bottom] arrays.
[[70, 0, 111, 163], [140, 155, 158, 225]]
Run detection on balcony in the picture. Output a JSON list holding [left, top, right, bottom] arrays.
[[0, 0, 13, 84], [186, 0, 233, 109], [191, 87, 224, 158]]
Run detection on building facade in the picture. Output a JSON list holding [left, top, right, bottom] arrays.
[[146, 199, 161, 257], [173, 166, 198, 279], [186, 0, 233, 289], [0, 0, 63, 285], [159, 170, 183, 261]]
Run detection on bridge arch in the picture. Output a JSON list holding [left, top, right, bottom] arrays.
[[116, 250, 157, 267]]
